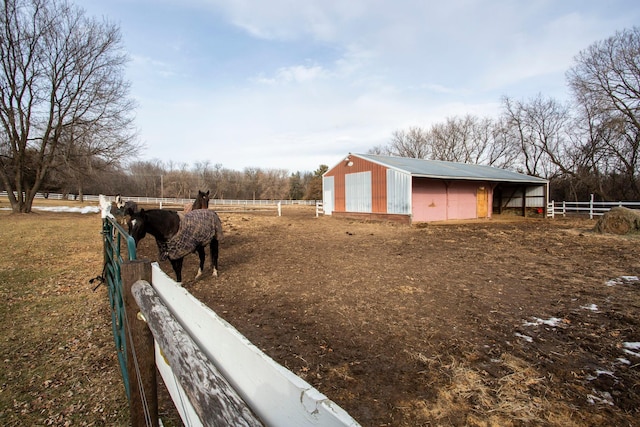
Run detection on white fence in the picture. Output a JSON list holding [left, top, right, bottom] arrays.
[[547, 194, 640, 219], [0, 191, 317, 208]]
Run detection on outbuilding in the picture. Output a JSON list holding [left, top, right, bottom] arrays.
[[322, 153, 549, 224]]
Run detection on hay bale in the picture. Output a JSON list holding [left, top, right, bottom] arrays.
[[594, 207, 640, 234]]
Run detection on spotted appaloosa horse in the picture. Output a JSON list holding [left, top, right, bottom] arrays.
[[183, 190, 210, 214], [126, 207, 223, 282]]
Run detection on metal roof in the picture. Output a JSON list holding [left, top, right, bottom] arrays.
[[354, 153, 548, 184]]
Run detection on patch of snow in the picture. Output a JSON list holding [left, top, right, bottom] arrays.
[[616, 358, 631, 365], [606, 276, 639, 286], [34, 206, 99, 214], [581, 304, 598, 311], [514, 333, 533, 343], [586, 370, 615, 381], [1, 205, 100, 213], [622, 342, 640, 358], [587, 390, 614, 406], [522, 317, 562, 327]]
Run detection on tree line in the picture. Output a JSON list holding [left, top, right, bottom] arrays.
[[371, 27, 640, 202], [1, 0, 638, 212], [75, 160, 327, 201]]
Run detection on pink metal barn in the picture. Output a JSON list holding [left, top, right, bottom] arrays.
[[322, 153, 548, 224]]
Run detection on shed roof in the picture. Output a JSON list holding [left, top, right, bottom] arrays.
[[352, 153, 548, 184]]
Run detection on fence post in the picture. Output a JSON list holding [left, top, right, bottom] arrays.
[[122, 259, 158, 427], [589, 193, 594, 220]]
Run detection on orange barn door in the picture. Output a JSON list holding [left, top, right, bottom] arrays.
[[477, 187, 488, 218]]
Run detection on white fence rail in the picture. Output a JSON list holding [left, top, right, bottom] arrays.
[[0, 191, 317, 208], [547, 194, 640, 219]]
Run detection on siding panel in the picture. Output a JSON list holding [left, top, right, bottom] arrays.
[[387, 169, 411, 214], [346, 171, 372, 212]]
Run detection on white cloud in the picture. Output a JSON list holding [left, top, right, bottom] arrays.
[[80, 0, 640, 172], [253, 64, 330, 85]]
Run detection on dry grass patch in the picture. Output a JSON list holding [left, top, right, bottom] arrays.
[[402, 352, 582, 426], [0, 211, 132, 426], [0, 209, 182, 426]]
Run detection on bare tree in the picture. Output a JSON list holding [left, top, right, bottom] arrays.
[[501, 94, 571, 178], [430, 117, 466, 162], [385, 127, 432, 159], [0, 0, 138, 212], [376, 116, 520, 169], [487, 117, 521, 170], [164, 163, 193, 199], [127, 160, 165, 197], [567, 26, 640, 198], [258, 168, 289, 199], [430, 115, 504, 164]]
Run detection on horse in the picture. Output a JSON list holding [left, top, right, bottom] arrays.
[[112, 194, 138, 224], [126, 207, 224, 282], [193, 190, 210, 210], [183, 190, 210, 213]]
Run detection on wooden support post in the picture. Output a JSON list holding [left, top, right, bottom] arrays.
[[122, 259, 158, 427]]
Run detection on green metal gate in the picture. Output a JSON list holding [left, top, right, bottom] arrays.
[[101, 215, 137, 400]]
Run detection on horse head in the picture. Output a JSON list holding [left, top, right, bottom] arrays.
[[193, 190, 210, 209], [126, 208, 147, 245], [126, 208, 181, 249], [115, 194, 125, 209]]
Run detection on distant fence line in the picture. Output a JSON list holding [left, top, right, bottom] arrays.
[[547, 194, 640, 219], [4, 191, 638, 220], [0, 191, 318, 207]]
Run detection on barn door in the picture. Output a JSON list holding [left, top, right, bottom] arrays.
[[477, 187, 488, 218], [322, 176, 334, 215]]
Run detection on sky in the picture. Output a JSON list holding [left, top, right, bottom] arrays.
[[80, 0, 640, 173]]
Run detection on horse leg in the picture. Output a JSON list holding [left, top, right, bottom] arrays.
[[195, 245, 205, 279], [170, 258, 184, 283], [210, 238, 219, 277]]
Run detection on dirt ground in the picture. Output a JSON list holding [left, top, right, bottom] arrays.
[[133, 206, 640, 427]]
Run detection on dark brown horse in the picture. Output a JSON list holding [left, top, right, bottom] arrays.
[[192, 190, 210, 209], [126, 207, 223, 282], [184, 190, 210, 213]]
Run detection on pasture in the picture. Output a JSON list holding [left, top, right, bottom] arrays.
[[0, 209, 131, 425], [1, 200, 640, 426]]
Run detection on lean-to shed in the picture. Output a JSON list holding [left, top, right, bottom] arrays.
[[322, 153, 549, 224]]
